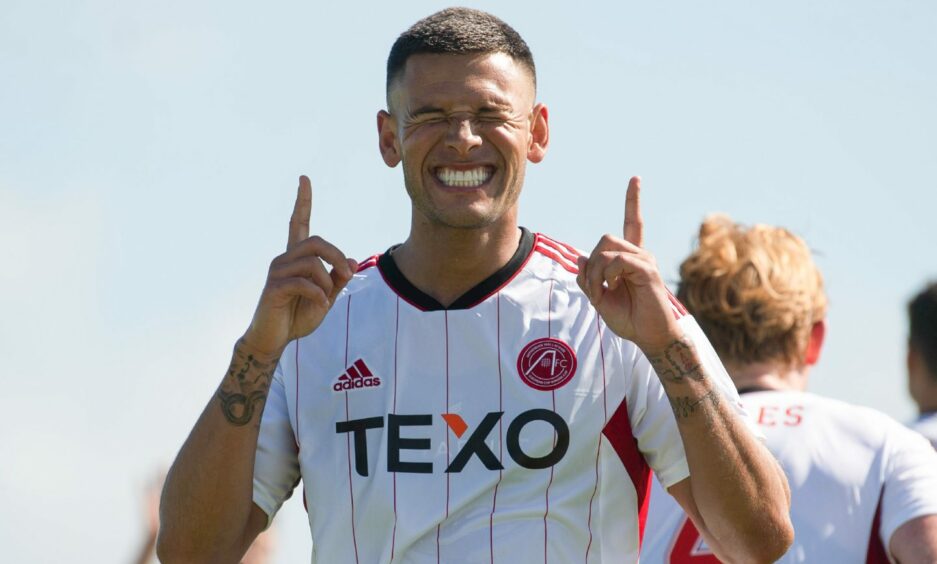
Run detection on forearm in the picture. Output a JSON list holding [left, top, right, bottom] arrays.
[[647, 337, 792, 563], [157, 339, 279, 562]]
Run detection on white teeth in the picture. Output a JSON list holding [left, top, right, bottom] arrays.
[[436, 167, 492, 187]]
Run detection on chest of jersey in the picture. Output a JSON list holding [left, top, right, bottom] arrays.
[[281, 267, 634, 562]]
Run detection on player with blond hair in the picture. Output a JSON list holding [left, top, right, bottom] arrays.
[[642, 216, 937, 563]]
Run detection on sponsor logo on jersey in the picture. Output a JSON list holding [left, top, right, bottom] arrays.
[[335, 409, 570, 476], [516, 338, 577, 391], [332, 359, 382, 392]]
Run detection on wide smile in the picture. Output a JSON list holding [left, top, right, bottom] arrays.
[[433, 166, 495, 188]]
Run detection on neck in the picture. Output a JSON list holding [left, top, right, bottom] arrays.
[[724, 360, 810, 392], [392, 215, 522, 307]]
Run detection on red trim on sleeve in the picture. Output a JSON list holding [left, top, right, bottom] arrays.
[[602, 398, 652, 547], [667, 292, 688, 317]]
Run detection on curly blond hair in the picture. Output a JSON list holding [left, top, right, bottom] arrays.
[[677, 215, 827, 368]]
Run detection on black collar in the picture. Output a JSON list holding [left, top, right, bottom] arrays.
[[377, 227, 534, 311], [735, 386, 778, 395]]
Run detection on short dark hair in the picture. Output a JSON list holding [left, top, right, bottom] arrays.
[[386, 8, 536, 99], [910, 282, 937, 381]]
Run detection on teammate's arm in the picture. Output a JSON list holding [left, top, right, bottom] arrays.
[[577, 177, 793, 563], [157, 177, 356, 563]]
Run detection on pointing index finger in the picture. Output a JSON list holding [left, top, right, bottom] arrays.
[[288, 175, 312, 250], [623, 176, 643, 248]]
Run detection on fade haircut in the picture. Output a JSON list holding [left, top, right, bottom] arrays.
[[386, 8, 536, 101], [677, 215, 827, 368], [909, 282, 937, 381]]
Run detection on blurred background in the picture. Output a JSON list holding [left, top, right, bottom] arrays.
[[2, 0, 935, 561]]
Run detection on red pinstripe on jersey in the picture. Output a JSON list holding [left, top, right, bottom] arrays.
[[343, 297, 360, 563], [295, 341, 307, 514], [294, 341, 301, 446], [584, 318, 609, 562], [489, 293, 505, 563], [391, 296, 400, 562], [544, 280, 556, 562], [437, 311, 452, 564]]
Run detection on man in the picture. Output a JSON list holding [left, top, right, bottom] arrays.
[[908, 282, 937, 448], [642, 216, 937, 563], [157, 9, 791, 563]]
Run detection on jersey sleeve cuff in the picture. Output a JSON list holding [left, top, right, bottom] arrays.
[[656, 458, 691, 490], [251, 488, 279, 531]]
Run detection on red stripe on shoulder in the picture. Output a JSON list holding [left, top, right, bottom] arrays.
[[538, 233, 583, 258], [356, 255, 380, 272], [534, 244, 579, 274], [537, 234, 583, 263], [667, 292, 688, 317]]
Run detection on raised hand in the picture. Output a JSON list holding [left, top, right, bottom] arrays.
[[576, 176, 681, 354], [241, 176, 357, 358]]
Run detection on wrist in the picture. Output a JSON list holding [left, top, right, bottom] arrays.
[[237, 332, 286, 364], [635, 327, 688, 359], [642, 334, 707, 386]]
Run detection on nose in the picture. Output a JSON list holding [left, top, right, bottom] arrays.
[[445, 117, 482, 155]]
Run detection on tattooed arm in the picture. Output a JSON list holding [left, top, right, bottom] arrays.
[[157, 340, 279, 563], [158, 178, 356, 563], [578, 178, 792, 563], [647, 337, 790, 564]]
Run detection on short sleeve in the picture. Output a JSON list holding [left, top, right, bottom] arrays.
[[252, 361, 301, 528], [626, 315, 759, 489], [879, 423, 937, 547], [626, 347, 690, 489]]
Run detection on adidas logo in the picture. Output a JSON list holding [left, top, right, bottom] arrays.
[[332, 359, 382, 392]]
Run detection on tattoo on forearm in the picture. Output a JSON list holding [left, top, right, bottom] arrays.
[[670, 389, 720, 419], [216, 340, 279, 427], [647, 338, 705, 384]]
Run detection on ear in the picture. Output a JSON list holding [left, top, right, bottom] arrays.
[[804, 320, 826, 366], [526, 103, 549, 164], [377, 110, 401, 168]]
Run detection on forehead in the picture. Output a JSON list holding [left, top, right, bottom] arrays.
[[390, 52, 535, 111]]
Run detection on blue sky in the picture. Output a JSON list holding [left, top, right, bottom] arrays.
[[2, 1, 935, 561]]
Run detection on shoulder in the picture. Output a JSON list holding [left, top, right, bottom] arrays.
[[528, 232, 583, 276], [336, 252, 386, 298]]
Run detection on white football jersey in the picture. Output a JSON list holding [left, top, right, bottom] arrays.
[[252, 229, 747, 564], [642, 390, 937, 563], [910, 412, 937, 449]]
